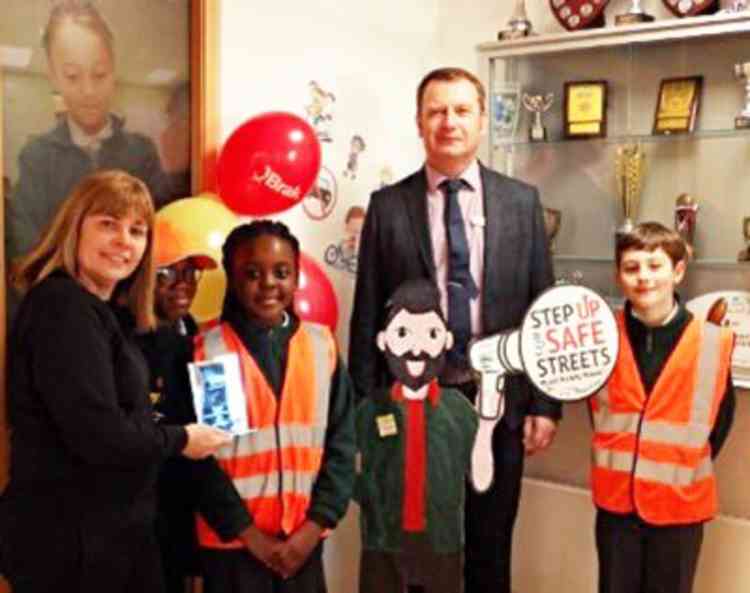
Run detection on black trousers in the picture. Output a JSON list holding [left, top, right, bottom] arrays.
[[360, 534, 463, 593], [463, 420, 524, 593], [595, 509, 704, 593], [201, 544, 326, 593], [2, 524, 164, 593]]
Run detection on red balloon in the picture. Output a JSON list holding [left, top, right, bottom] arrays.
[[295, 253, 339, 332], [217, 112, 321, 216]]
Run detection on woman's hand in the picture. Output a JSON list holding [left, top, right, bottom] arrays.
[[181, 424, 232, 459]]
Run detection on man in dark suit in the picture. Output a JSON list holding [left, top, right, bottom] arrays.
[[349, 67, 562, 593]]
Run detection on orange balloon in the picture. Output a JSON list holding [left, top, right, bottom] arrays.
[[156, 197, 239, 322]]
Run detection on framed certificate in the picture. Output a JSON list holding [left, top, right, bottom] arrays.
[[491, 83, 523, 145], [563, 80, 608, 139], [653, 76, 703, 135]]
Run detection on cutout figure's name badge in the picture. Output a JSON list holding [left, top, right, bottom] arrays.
[[376, 414, 398, 437]]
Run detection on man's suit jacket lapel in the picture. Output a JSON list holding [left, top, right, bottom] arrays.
[[402, 168, 436, 280], [398, 164, 523, 313], [480, 163, 520, 327]]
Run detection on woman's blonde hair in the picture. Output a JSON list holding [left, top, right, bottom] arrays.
[[12, 170, 156, 331]]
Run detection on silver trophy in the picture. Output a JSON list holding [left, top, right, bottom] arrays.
[[719, 1, 747, 13], [615, 0, 655, 25], [522, 92, 554, 142], [734, 62, 750, 129], [499, 0, 533, 40]]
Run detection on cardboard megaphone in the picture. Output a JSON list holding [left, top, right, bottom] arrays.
[[468, 284, 620, 492]]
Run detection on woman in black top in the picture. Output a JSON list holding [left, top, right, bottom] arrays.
[[0, 170, 230, 593]]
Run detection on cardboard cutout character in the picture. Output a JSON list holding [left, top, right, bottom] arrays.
[[355, 279, 478, 593]]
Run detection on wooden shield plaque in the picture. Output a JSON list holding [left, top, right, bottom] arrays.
[[661, 0, 719, 17]]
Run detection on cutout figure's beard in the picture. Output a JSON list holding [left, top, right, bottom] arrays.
[[384, 348, 446, 391]]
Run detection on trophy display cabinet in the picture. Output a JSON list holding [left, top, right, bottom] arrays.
[[477, 12, 750, 519], [478, 11, 750, 303]]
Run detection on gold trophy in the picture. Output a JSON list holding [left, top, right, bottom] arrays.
[[543, 207, 562, 253], [615, 0, 655, 25], [739, 216, 750, 262], [734, 62, 750, 129], [675, 193, 699, 255], [614, 143, 646, 236]]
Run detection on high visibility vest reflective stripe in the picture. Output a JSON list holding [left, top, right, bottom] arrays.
[[590, 311, 733, 525], [194, 321, 335, 547]]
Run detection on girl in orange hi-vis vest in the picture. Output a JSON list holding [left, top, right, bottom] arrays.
[[193, 220, 356, 593], [590, 222, 735, 593]]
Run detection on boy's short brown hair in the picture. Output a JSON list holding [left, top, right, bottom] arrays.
[[615, 221, 689, 268]]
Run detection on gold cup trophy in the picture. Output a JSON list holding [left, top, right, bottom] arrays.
[[739, 216, 750, 262], [734, 62, 750, 129], [543, 207, 562, 253], [614, 143, 646, 236]]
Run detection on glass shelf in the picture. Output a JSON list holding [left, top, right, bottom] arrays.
[[477, 12, 750, 59], [554, 255, 750, 269], [554, 255, 613, 263], [494, 127, 750, 149]]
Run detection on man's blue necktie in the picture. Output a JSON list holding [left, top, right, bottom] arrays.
[[440, 178, 479, 367]]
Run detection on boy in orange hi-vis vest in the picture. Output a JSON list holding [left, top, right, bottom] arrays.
[[193, 220, 356, 593], [590, 222, 735, 593]]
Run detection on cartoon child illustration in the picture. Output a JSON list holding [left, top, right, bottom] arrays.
[[342, 206, 366, 260], [303, 166, 338, 220], [305, 80, 335, 142], [324, 205, 366, 275], [343, 135, 366, 179], [355, 279, 478, 593]]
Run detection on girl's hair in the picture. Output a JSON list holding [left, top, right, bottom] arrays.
[[12, 170, 156, 331], [42, 0, 115, 59], [220, 220, 300, 317]]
